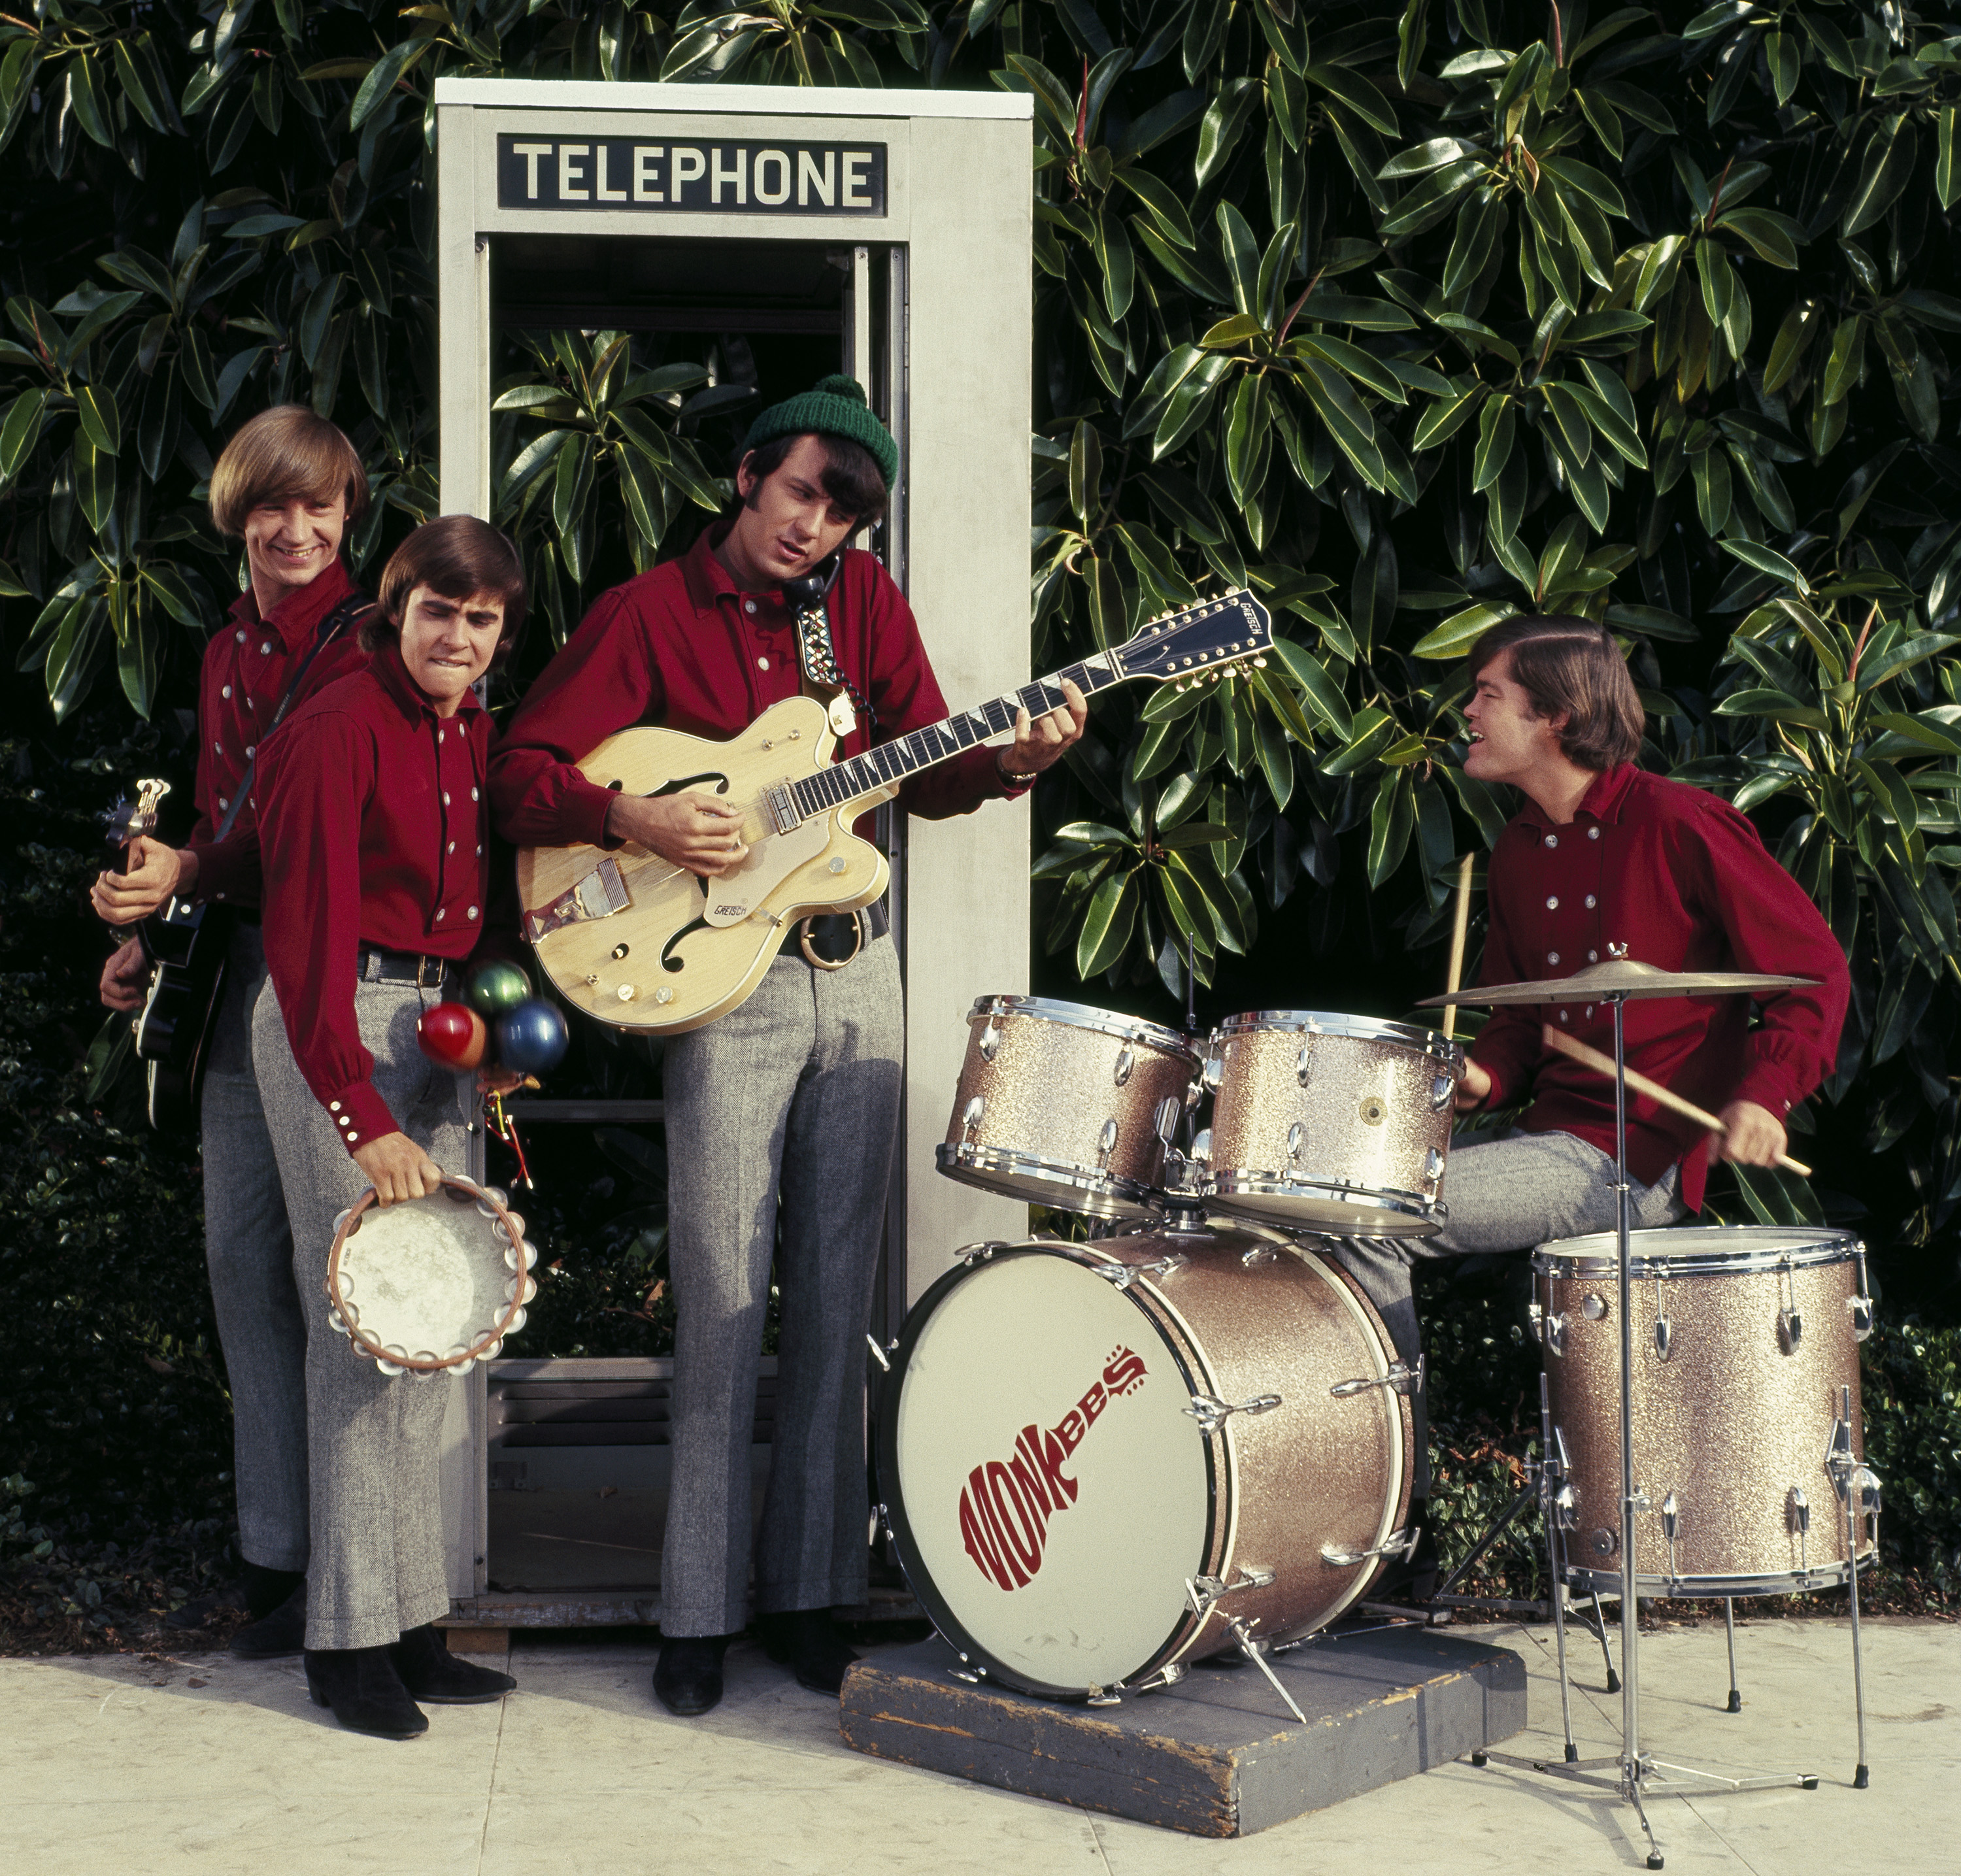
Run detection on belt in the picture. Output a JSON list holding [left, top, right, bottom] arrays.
[[359, 947, 458, 988], [778, 901, 888, 969]]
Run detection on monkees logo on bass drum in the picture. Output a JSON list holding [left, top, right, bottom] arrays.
[[956, 1346, 1148, 1592]]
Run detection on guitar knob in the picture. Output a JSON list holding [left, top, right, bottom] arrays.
[[617, 984, 635, 1002]]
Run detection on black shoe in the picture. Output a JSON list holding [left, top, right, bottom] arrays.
[[231, 1584, 307, 1660], [389, 1624, 516, 1704], [654, 1634, 731, 1717], [304, 1646, 428, 1740], [164, 1581, 247, 1633], [757, 1609, 858, 1696]]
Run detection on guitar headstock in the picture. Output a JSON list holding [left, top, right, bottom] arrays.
[[102, 778, 171, 855], [1110, 590, 1274, 688]]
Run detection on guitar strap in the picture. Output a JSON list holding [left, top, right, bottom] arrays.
[[784, 554, 877, 743], [209, 590, 373, 845]]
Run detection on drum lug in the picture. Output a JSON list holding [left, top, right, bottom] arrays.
[[1553, 1482, 1580, 1532], [1295, 1039, 1313, 1087], [1126, 1660, 1186, 1693], [1320, 1526, 1418, 1568], [977, 1022, 1000, 1063], [1153, 1095, 1183, 1145], [1113, 1045, 1134, 1088], [1096, 1116, 1121, 1169], [1778, 1307, 1803, 1354], [1085, 1686, 1122, 1707], [1095, 1252, 1188, 1288], [1846, 1294, 1873, 1341], [1184, 1390, 1282, 1434], [1654, 1313, 1673, 1361], [1788, 1486, 1811, 1579], [958, 1094, 984, 1143], [1424, 1147, 1446, 1182], [1286, 1119, 1305, 1165], [1186, 1566, 1277, 1615], [1241, 1245, 1279, 1266], [959, 1241, 1007, 1266], [1429, 1072, 1455, 1113], [1330, 1355, 1424, 1399], [1528, 1305, 1566, 1356], [1201, 1052, 1223, 1094], [1660, 1491, 1682, 1584]]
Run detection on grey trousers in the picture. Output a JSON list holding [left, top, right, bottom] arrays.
[[252, 963, 472, 1651], [200, 923, 309, 1574], [1329, 1129, 1686, 1497], [659, 936, 903, 1637]]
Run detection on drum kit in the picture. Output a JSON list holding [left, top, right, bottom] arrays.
[[877, 955, 1877, 1869]]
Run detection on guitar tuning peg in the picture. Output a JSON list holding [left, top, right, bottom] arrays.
[[1253, 655, 1267, 667]]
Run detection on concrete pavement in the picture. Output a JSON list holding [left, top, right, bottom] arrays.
[[1, 1615, 1953, 1874]]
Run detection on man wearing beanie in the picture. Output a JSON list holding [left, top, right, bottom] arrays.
[[490, 377, 1084, 1715]]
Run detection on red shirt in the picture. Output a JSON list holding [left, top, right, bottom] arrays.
[[188, 560, 369, 908], [1471, 763, 1849, 1210], [488, 526, 1022, 852], [258, 650, 494, 1152]]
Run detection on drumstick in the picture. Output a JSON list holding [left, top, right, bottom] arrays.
[[1441, 853, 1474, 1042], [1541, 1024, 1812, 1177]]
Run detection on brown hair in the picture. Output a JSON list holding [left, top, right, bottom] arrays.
[[1466, 613, 1645, 771], [209, 405, 369, 537], [734, 431, 888, 528], [364, 515, 528, 658]]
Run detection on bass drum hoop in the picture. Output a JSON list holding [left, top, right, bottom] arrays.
[[1565, 1557, 1871, 1600], [875, 1243, 1223, 1702]]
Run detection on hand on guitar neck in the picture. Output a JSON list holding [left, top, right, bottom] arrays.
[[92, 836, 198, 926]]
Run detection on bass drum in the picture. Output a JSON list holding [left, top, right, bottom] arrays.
[[877, 1227, 1415, 1703]]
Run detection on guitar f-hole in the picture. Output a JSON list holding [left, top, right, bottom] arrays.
[[648, 771, 731, 800], [660, 917, 709, 973]]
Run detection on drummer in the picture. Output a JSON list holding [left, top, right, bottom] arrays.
[[1333, 613, 1850, 1456]]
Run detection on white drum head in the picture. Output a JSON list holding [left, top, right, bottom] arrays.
[[888, 1249, 1210, 1694], [333, 1187, 518, 1367]]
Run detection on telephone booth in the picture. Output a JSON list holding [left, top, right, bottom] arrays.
[[427, 78, 1034, 1627]]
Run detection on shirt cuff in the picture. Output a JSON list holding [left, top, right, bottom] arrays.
[[322, 1080, 401, 1158], [990, 749, 1037, 798], [1727, 1062, 1802, 1120], [188, 834, 258, 909]]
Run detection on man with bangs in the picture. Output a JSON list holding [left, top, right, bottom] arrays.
[[492, 377, 1086, 1716], [93, 405, 374, 1658], [1332, 614, 1849, 1591]]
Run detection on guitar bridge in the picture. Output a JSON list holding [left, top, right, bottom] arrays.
[[765, 783, 802, 833], [522, 858, 630, 943]]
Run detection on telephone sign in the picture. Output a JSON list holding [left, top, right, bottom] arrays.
[[495, 133, 888, 216]]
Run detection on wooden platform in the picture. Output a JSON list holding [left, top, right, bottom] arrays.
[[839, 1624, 1527, 1837]]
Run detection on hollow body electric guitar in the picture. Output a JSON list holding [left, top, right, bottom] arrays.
[[517, 590, 1274, 1035]]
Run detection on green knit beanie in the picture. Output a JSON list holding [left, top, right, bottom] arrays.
[[741, 373, 898, 491]]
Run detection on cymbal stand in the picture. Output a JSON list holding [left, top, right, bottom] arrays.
[[1469, 985, 1815, 1869]]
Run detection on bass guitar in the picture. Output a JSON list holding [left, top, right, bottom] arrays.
[[516, 590, 1274, 1035]]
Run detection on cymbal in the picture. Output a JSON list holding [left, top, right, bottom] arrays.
[[1417, 959, 1821, 1009]]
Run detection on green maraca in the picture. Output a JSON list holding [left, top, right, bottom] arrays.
[[467, 959, 533, 1019]]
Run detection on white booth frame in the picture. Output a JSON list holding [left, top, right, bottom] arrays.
[[431, 78, 1033, 1607]]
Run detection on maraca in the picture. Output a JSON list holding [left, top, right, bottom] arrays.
[[416, 1000, 487, 1070], [467, 959, 531, 1018], [496, 997, 571, 1075]]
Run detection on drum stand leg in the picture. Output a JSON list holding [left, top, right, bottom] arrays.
[[1839, 1384, 1872, 1790], [1588, 1588, 1621, 1693], [1723, 1599, 1742, 1713], [1467, 996, 1815, 1866]]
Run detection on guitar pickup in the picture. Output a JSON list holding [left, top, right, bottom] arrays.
[[522, 858, 630, 943], [765, 783, 801, 833]]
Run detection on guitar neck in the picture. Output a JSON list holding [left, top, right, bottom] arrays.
[[789, 653, 1128, 820]]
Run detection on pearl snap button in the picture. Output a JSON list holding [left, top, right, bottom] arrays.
[[471, 788, 478, 801], [222, 685, 232, 699], [1544, 834, 1558, 848], [235, 629, 246, 643], [435, 908, 446, 920], [757, 655, 770, 670], [244, 745, 254, 757], [1549, 952, 1560, 964], [1586, 894, 1597, 909], [447, 841, 455, 854], [260, 641, 271, 654], [467, 906, 478, 920], [745, 600, 757, 613], [1588, 826, 1600, 840], [1546, 896, 1559, 910], [1588, 950, 1598, 962], [218, 797, 228, 811]]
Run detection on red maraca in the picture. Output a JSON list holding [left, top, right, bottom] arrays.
[[416, 999, 487, 1070]]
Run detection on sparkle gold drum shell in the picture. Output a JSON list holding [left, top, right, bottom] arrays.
[[326, 1175, 539, 1377], [1203, 1012, 1463, 1236], [877, 1228, 1415, 1702], [1535, 1227, 1878, 1597], [937, 996, 1201, 1219]]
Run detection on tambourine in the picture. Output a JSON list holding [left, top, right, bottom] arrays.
[[326, 1173, 538, 1378]]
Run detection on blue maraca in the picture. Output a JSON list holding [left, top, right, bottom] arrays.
[[496, 997, 570, 1075]]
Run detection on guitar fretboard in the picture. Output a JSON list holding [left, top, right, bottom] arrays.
[[788, 653, 1126, 819]]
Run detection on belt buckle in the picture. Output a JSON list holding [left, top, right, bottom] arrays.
[[416, 954, 446, 990], [798, 913, 862, 973]]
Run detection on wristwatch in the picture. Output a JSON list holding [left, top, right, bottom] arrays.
[[996, 750, 1041, 786]]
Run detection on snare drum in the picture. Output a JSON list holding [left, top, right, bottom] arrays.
[[937, 997, 1201, 1219], [878, 1227, 1415, 1701], [1204, 1011, 1462, 1235], [326, 1175, 539, 1377], [1535, 1226, 1877, 1596]]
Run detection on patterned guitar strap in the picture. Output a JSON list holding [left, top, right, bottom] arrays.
[[784, 554, 877, 743]]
